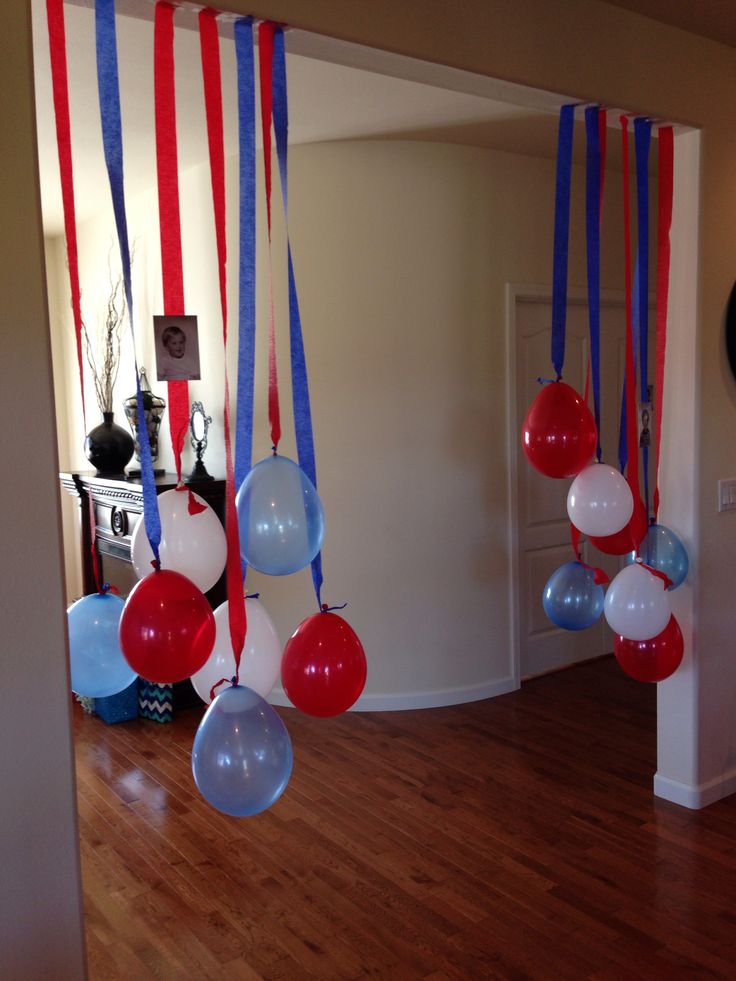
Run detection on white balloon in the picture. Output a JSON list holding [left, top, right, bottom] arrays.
[[191, 597, 282, 703], [130, 488, 227, 594], [567, 463, 633, 537], [604, 562, 671, 641]]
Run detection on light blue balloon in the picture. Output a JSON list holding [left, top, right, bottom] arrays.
[[236, 454, 325, 576], [625, 523, 689, 589], [192, 684, 293, 817], [543, 561, 605, 631], [67, 592, 137, 698]]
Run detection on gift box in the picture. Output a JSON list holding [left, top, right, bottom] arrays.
[[138, 680, 173, 723], [94, 679, 139, 724]]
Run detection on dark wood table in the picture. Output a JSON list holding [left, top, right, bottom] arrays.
[[60, 471, 228, 710]]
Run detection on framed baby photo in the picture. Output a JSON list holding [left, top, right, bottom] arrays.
[[154, 315, 201, 382]]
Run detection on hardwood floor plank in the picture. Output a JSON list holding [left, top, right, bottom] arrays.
[[72, 657, 736, 979]]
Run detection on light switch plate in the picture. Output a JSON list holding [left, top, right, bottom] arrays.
[[717, 478, 736, 512]]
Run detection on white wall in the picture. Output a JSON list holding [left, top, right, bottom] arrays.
[[48, 137, 628, 707]]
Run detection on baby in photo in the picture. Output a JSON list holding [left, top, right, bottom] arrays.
[[154, 316, 201, 382]]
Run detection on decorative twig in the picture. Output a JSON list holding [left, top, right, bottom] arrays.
[[81, 245, 132, 415]]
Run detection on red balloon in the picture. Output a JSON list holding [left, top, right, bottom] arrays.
[[590, 494, 648, 555], [521, 381, 597, 478], [119, 569, 215, 684], [614, 615, 684, 683], [281, 611, 367, 717]]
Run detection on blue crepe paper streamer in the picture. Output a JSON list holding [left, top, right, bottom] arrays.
[[551, 104, 575, 381], [272, 28, 324, 608], [95, 0, 160, 563]]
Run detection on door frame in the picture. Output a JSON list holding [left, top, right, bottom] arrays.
[[505, 283, 633, 687]]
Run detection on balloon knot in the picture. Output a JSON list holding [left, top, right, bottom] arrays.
[[322, 602, 348, 613], [271, 445, 278, 455], [100, 582, 111, 594], [245, 592, 260, 600], [536, 376, 557, 386], [231, 676, 238, 685]]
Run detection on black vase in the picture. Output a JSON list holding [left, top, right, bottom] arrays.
[[84, 411, 135, 476]]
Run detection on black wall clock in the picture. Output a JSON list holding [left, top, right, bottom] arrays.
[[726, 281, 736, 382]]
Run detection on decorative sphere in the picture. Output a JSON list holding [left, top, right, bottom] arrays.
[[130, 488, 226, 594], [236, 455, 325, 576], [590, 494, 648, 556], [614, 616, 684, 682], [282, 611, 367, 717], [119, 569, 215, 683], [67, 592, 137, 698], [567, 463, 633, 537], [626, 524, 689, 590], [192, 684, 292, 817], [542, 561, 605, 631], [191, 598, 282, 703], [604, 562, 671, 642], [521, 381, 597, 478]]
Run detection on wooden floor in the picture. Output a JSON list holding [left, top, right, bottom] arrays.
[[74, 657, 736, 980]]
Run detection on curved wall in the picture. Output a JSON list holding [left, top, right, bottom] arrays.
[[49, 138, 627, 707]]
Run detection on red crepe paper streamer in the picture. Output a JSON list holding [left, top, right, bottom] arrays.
[[641, 562, 673, 591], [621, 116, 641, 547], [258, 21, 282, 451], [199, 9, 247, 673], [47, 0, 105, 593], [187, 493, 207, 515], [569, 523, 610, 585], [652, 126, 674, 522], [154, 1, 190, 482], [46, 0, 86, 428]]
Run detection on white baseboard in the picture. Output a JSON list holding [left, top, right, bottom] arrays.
[[653, 768, 736, 809], [267, 676, 518, 712]]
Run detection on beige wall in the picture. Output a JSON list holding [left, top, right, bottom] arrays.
[[46, 234, 84, 602], [48, 138, 629, 705], [230, 0, 736, 803], [0, 3, 87, 977], [6, 0, 736, 973]]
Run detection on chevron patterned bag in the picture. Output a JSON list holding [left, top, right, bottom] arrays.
[[138, 680, 173, 723]]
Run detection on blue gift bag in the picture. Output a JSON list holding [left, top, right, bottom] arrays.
[[94, 678, 139, 724]]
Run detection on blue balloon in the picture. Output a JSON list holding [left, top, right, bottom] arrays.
[[626, 523, 689, 589], [543, 561, 605, 631], [67, 592, 137, 698], [192, 684, 293, 817], [236, 454, 325, 575]]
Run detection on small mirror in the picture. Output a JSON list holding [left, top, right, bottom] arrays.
[[186, 401, 214, 482], [190, 402, 209, 444]]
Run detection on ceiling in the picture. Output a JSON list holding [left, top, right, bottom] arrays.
[[32, 1, 552, 236], [604, 0, 736, 49], [33, 0, 708, 236]]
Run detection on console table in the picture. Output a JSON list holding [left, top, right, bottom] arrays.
[[60, 471, 228, 711]]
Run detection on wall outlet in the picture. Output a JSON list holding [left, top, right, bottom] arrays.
[[717, 478, 736, 512]]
